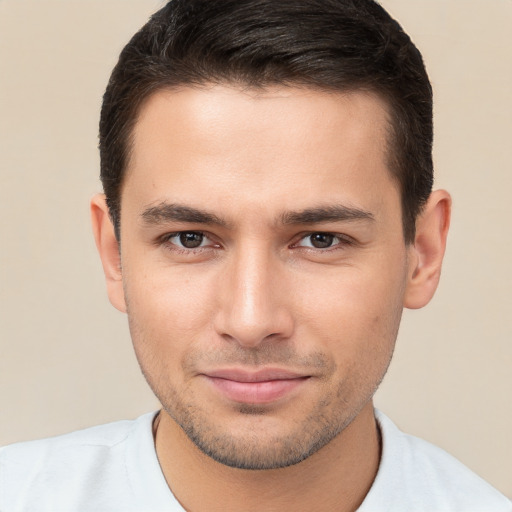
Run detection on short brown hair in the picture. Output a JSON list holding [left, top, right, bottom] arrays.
[[100, 0, 433, 243]]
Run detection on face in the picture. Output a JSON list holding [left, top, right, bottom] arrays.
[[116, 85, 413, 469]]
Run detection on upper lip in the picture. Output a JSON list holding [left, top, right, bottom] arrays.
[[202, 368, 309, 382]]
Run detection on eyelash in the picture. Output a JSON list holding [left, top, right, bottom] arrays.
[[293, 232, 354, 251], [160, 231, 217, 254], [160, 231, 354, 255]]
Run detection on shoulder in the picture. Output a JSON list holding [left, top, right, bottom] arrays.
[[0, 412, 161, 511], [0, 415, 141, 478], [1, 414, 138, 454], [359, 410, 512, 512]]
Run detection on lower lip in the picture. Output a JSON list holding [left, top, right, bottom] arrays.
[[205, 376, 309, 404]]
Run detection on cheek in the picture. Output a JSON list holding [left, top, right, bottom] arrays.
[[301, 284, 403, 410], [123, 261, 218, 361], [123, 268, 218, 406], [295, 260, 406, 364]]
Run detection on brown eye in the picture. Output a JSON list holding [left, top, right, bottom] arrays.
[[162, 231, 219, 254], [309, 233, 335, 248], [179, 232, 204, 248]]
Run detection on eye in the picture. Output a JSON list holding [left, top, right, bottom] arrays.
[[295, 232, 351, 249], [165, 231, 211, 249]]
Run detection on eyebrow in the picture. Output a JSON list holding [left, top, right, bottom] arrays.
[[141, 203, 229, 227], [280, 205, 374, 225], [140, 202, 374, 229]]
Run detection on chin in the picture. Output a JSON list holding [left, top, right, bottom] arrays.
[[165, 399, 352, 470]]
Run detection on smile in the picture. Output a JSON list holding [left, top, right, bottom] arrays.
[[202, 368, 311, 404]]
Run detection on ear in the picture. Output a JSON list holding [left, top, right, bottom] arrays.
[[90, 194, 126, 313], [404, 190, 451, 309]]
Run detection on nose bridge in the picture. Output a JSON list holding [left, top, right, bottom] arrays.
[[215, 240, 293, 347]]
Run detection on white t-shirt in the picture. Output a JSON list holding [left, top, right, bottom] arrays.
[[1, 410, 510, 511]]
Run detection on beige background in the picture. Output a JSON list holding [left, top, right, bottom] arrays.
[[1, 0, 511, 498]]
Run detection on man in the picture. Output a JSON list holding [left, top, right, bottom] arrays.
[[1, 0, 510, 510]]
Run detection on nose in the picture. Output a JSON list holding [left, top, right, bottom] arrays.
[[213, 243, 294, 348]]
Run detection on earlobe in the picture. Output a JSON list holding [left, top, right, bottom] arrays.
[[404, 190, 451, 309], [90, 194, 127, 313]]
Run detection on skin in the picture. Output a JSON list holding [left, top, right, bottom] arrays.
[[92, 85, 450, 511]]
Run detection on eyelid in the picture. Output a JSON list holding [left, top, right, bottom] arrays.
[[292, 231, 355, 249], [158, 230, 355, 252], [160, 230, 219, 250]]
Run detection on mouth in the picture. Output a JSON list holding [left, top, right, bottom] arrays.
[[201, 368, 311, 404]]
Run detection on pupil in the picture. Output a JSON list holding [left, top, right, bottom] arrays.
[[180, 232, 203, 248], [311, 233, 334, 248]]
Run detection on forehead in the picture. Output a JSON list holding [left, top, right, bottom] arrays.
[[124, 85, 397, 221]]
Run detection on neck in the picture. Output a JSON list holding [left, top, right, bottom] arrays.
[[155, 402, 381, 512]]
